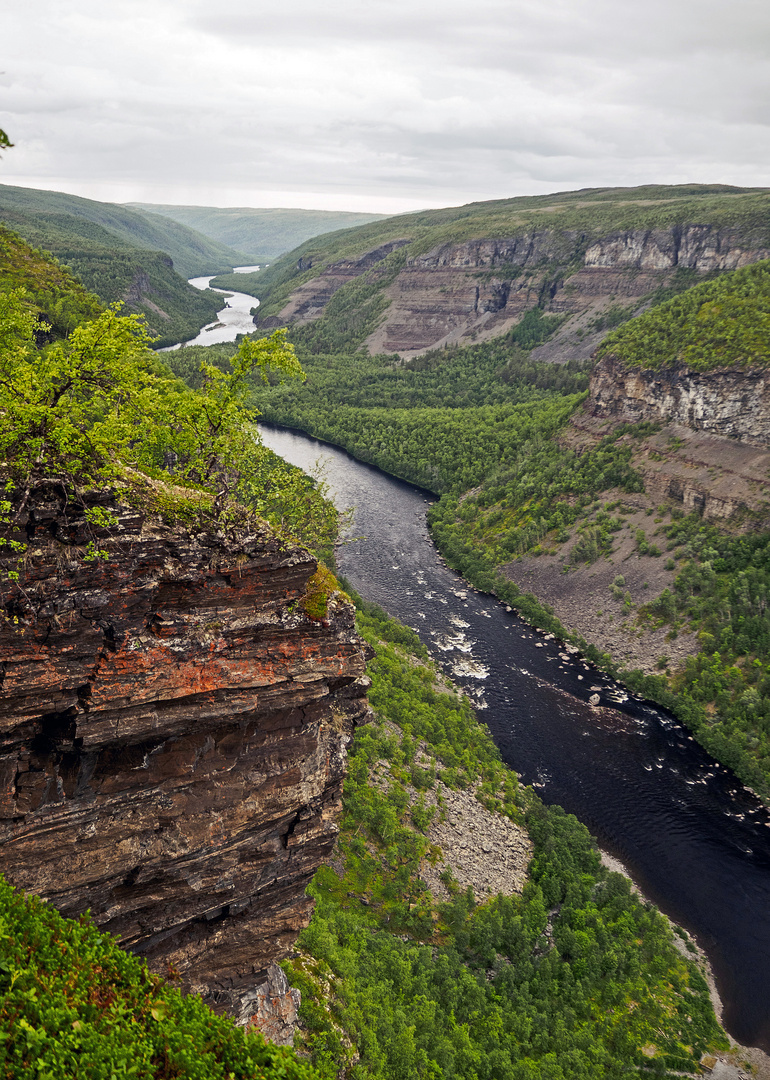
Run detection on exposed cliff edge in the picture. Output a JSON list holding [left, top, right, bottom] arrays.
[[588, 353, 770, 447], [241, 186, 770, 373], [0, 481, 371, 1017]]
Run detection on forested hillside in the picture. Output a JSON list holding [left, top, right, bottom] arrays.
[[0, 184, 246, 277], [221, 256, 770, 805], [0, 184, 254, 346], [132, 203, 387, 260], [284, 593, 729, 1079]]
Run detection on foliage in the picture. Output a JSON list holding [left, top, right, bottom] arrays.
[[0, 182, 245, 278], [0, 211, 225, 347], [0, 224, 102, 338], [0, 284, 338, 577], [249, 335, 588, 415], [286, 599, 727, 1079], [246, 334, 587, 494], [598, 259, 770, 370], [287, 248, 408, 354], [0, 876, 317, 1080]]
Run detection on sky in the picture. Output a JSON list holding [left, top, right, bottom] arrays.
[[2, 0, 769, 214]]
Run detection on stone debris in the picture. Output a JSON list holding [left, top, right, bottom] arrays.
[[244, 964, 300, 1046], [421, 783, 532, 902]]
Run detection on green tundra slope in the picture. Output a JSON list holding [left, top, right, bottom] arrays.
[[0, 184, 247, 277], [130, 203, 388, 261], [0, 185, 252, 346]]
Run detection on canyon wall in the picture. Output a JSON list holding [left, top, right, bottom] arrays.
[[264, 225, 770, 357], [0, 483, 370, 1017], [588, 354, 770, 447]]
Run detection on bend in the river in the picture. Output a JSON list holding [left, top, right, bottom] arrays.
[[161, 268, 261, 351], [260, 422, 770, 1054]]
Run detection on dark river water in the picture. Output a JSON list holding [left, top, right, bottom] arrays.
[[260, 424, 770, 1052]]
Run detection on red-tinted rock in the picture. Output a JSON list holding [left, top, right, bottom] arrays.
[[0, 482, 370, 1014]]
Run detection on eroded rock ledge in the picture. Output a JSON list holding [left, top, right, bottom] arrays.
[[589, 353, 770, 447], [0, 482, 371, 1015]]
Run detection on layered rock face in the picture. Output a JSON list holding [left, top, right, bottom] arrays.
[[588, 354, 770, 447], [266, 225, 770, 357], [0, 483, 370, 1015]]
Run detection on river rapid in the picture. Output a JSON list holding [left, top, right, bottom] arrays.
[[259, 423, 770, 1053]]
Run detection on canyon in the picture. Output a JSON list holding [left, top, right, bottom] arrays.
[[261, 223, 770, 358], [0, 480, 370, 1018]]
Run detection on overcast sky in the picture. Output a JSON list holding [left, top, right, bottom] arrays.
[[2, 0, 769, 213]]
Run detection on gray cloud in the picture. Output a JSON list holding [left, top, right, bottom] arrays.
[[2, 0, 769, 211]]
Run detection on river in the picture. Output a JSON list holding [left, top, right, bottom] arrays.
[[259, 423, 770, 1053], [161, 267, 262, 351]]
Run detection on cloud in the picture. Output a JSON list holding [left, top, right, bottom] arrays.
[[1, 0, 769, 211]]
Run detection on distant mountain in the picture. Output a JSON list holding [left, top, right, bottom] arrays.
[[0, 183, 251, 347], [0, 184, 247, 278], [129, 203, 388, 261]]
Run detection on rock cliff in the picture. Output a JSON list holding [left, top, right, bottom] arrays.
[[265, 225, 770, 357], [588, 353, 770, 446], [0, 481, 371, 1015]]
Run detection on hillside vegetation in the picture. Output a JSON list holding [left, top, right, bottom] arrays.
[[132, 203, 388, 261], [0, 231, 339, 582], [0, 184, 255, 346], [241, 256, 770, 803], [0, 877, 316, 1080], [285, 594, 728, 1079], [0, 224, 102, 338], [598, 258, 770, 370], [0, 208, 735, 1080], [0, 184, 246, 277]]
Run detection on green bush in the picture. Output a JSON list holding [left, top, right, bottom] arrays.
[[0, 877, 317, 1080]]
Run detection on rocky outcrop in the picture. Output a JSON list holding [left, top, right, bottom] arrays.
[[588, 354, 770, 446], [242, 963, 301, 1044], [266, 225, 770, 357], [0, 482, 370, 1015], [259, 239, 410, 329]]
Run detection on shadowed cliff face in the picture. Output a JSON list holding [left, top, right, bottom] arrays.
[[0, 483, 370, 1014]]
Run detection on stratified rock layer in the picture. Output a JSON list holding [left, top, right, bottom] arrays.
[[589, 353, 770, 446], [265, 224, 770, 357], [0, 483, 370, 1014]]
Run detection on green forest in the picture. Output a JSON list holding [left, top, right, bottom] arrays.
[[284, 594, 728, 1079], [0, 184, 255, 346], [0, 877, 317, 1080], [598, 259, 770, 370]]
